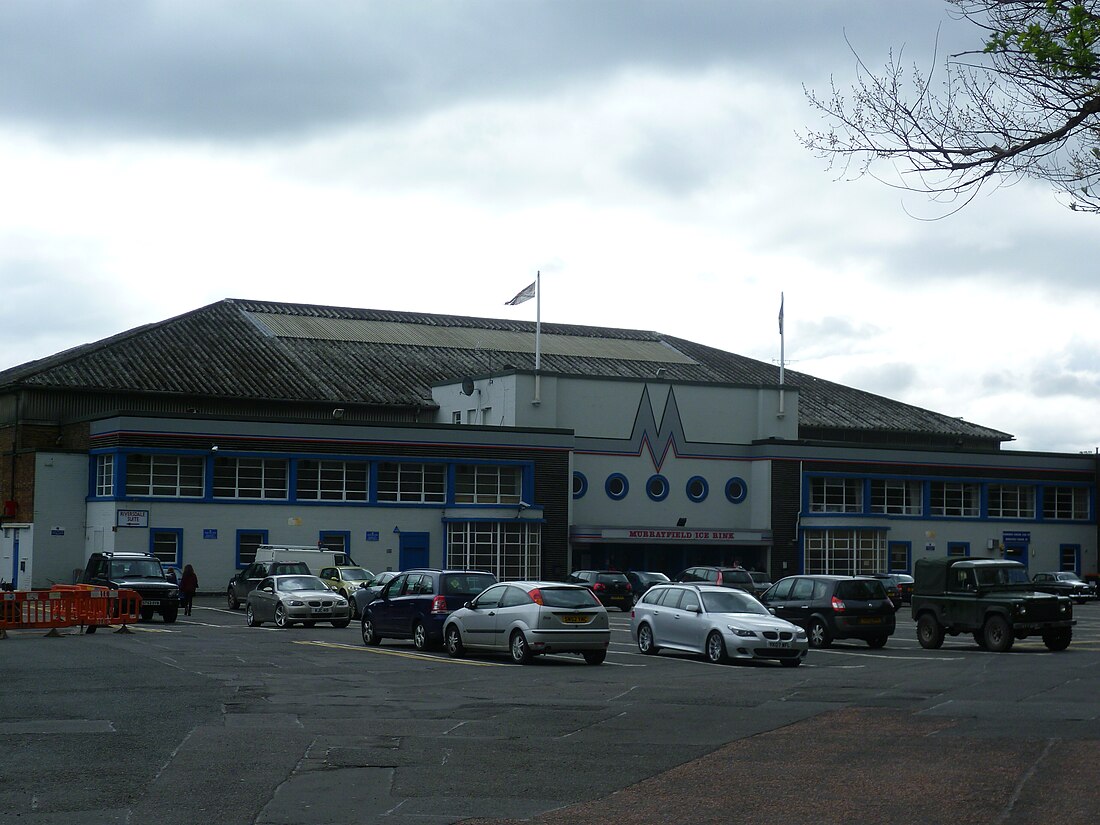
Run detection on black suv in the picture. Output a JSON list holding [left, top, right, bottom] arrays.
[[675, 566, 756, 595], [361, 569, 498, 650], [568, 570, 633, 611], [760, 575, 896, 648], [227, 560, 311, 609], [83, 551, 180, 623]]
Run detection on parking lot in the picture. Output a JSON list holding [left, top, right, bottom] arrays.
[[2, 597, 1100, 825]]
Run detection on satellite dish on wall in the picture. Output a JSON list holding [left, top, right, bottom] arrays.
[[461, 377, 475, 396]]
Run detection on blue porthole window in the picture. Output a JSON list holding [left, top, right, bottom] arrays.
[[725, 477, 747, 503], [605, 473, 629, 501], [572, 471, 588, 500], [686, 476, 709, 502], [646, 474, 670, 502]]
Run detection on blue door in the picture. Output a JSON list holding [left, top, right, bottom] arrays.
[[399, 533, 430, 570]]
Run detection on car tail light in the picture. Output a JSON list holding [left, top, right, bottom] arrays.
[[529, 588, 544, 605], [624, 582, 633, 592], [592, 582, 606, 592], [430, 595, 448, 614], [831, 595, 846, 612]]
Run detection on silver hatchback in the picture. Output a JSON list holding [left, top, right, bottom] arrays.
[[443, 581, 610, 665], [631, 583, 808, 667]]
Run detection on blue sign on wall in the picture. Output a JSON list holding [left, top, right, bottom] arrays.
[[203, 529, 218, 540], [365, 531, 380, 541]]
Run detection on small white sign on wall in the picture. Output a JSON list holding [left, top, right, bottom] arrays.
[[117, 510, 149, 528]]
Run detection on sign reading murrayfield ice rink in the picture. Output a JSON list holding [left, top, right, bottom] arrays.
[[582, 528, 769, 543]]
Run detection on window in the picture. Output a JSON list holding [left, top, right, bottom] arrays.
[[804, 529, 887, 575], [870, 479, 922, 515], [213, 457, 287, 499], [686, 476, 709, 503], [126, 455, 204, 498], [646, 475, 669, 502], [296, 460, 368, 501], [572, 472, 588, 500], [947, 542, 969, 557], [725, 477, 747, 503], [319, 532, 349, 557], [929, 482, 979, 517], [1060, 544, 1080, 572], [376, 462, 445, 503], [809, 477, 863, 513], [236, 530, 267, 568], [605, 473, 629, 501], [1043, 486, 1089, 520], [452, 411, 461, 424], [482, 407, 492, 425], [987, 484, 1036, 518], [447, 522, 541, 580], [888, 541, 910, 572], [95, 454, 114, 497], [150, 529, 181, 566], [454, 465, 521, 504]]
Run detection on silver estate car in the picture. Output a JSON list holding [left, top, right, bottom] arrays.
[[631, 583, 808, 667], [443, 581, 611, 665], [245, 574, 351, 629]]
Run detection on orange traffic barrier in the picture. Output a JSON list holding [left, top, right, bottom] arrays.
[[0, 586, 142, 638]]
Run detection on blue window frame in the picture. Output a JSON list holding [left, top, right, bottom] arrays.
[[605, 473, 629, 501], [236, 529, 269, 568], [572, 471, 588, 500], [646, 474, 669, 502], [725, 477, 747, 503], [149, 528, 183, 567], [686, 476, 708, 503]]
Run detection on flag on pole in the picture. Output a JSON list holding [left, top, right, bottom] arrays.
[[778, 293, 784, 335], [505, 281, 537, 305]]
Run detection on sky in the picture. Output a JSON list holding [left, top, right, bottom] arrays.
[[2, 1, 1098, 454]]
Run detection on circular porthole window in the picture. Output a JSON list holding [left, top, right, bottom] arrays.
[[725, 477, 747, 503], [605, 473, 629, 501], [646, 474, 670, 502], [572, 471, 588, 500], [686, 476, 709, 502]]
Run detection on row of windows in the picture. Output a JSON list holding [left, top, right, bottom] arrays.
[[808, 477, 1091, 521], [97, 454, 523, 505], [573, 471, 747, 504]]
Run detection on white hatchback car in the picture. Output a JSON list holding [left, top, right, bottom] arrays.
[[443, 581, 610, 665], [631, 583, 808, 667]]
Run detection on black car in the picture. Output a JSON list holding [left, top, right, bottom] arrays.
[[352, 570, 400, 616], [567, 570, 634, 611], [748, 571, 773, 597], [1030, 571, 1097, 603], [360, 569, 498, 650], [760, 575, 896, 649], [675, 566, 756, 595], [625, 571, 670, 602], [227, 560, 311, 609], [83, 551, 180, 623]]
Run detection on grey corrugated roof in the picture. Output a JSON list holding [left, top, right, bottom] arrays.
[[0, 298, 1012, 442]]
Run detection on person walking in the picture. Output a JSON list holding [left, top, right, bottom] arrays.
[[180, 564, 198, 616]]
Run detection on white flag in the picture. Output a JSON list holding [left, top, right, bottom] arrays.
[[505, 281, 536, 305]]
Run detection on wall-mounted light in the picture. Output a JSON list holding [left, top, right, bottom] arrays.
[[676, 517, 687, 527], [332, 408, 345, 419], [210, 445, 219, 452]]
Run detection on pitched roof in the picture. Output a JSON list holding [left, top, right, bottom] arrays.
[[0, 298, 1012, 443]]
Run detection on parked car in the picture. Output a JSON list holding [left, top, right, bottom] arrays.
[[245, 574, 351, 628], [674, 566, 756, 595], [625, 571, 670, 602], [567, 570, 633, 611], [1030, 571, 1097, 603], [83, 551, 180, 623], [352, 570, 399, 616], [865, 573, 903, 609], [443, 581, 610, 665], [748, 571, 773, 597], [319, 565, 375, 616], [631, 583, 807, 667], [760, 575, 896, 649], [360, 569, 498, 650], [227, 560, 311, 610]]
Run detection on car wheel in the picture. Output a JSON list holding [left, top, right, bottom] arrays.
[[412, 621, 430, 651], [636, 623, 658, 655], [1042, 629, 1071, 651], [445, 624, 465, 658], [331, 619, 350, 629], [347, 594, 359, 619], [162, 607, 178, 624], [808, 619, 832, 649], [246, 605, 261, 627], [361, 617, 380, 645], [916, 614, 944, 650], [274, 604, 290, 629], [705, 631, 727, 664], [983, 615, 1014, 652], [140, 607, 155, 622], [227, 589, 239, 610], [780, 658, 801, 668], [866, 634, 888, 649], [510, 630, 533, 664], [583, 650, 606, 665]]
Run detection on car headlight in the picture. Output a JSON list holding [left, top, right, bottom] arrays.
[[167, 588, 179, 598], [288, 600, 305, 607], [794, 628, 808, 639], [335, 597, 347, 606], [728, 626, 756, 637]]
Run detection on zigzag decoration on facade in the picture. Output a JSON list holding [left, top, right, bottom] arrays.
[[575, 385, 689, 471]]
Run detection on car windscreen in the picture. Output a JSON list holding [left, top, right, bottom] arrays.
[[719, 569, 752, 583], [441, 573, 498, 597], [271, 562, 310, 575], [836, 580, 887, 600], [638, 573, 669, 584], [342, 568, 372, 581], [975, 566, 1030, 586], [595, 573, 628, 584], [539, 587, 601, 609], [701, 590, 770, 615], [110, 559, 165, 579], [277, 576, 327, 592]]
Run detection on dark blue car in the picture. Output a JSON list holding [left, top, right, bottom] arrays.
[[360, 569, 498, 650]]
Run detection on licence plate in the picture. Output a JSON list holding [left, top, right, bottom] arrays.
[[311, 608, 331, 615], [561, 614, 589, 624], [143, 600, 160, 606], [767, 641, 791, 649], [859, 617, 883, 624]]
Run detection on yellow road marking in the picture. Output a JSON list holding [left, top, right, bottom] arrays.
[[293, 640, 507, 666]]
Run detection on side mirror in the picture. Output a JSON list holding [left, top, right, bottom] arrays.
[[464, 601, 473, 609]]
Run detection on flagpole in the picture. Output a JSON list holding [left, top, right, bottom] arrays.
[[778, 291, 785, 418], [533, 271, 542, 405]]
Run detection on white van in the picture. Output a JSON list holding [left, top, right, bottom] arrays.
[[253, 545, 356, 575]]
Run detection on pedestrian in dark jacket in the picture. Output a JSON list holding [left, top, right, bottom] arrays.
[[180, 564, 198, 616]]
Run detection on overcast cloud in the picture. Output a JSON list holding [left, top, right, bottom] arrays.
[[1, 1, 1097, 453]]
